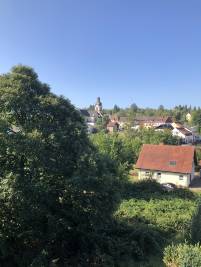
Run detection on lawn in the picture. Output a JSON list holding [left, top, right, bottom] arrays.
[[115, 180, 201, 266]]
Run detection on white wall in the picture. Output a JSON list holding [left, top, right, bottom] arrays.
[[172, 128, 194, 143], [138, 169, 192, 187]]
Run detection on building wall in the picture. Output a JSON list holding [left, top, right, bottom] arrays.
[[172, 128, 194, 143], [138, 169, 193, 187]]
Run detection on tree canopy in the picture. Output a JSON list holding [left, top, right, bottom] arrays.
[[0, 65, 119, 266]]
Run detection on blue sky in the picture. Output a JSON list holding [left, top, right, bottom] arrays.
[[0, 0, 201, 109]]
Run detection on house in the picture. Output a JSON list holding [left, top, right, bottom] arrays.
[[172, 123, 194, 143], [107, 121, 119, 133], [134, 116, 173, 129], [136, 144, 196, 187], [109, 115, 129, 130], [80, 109, 96, 126]]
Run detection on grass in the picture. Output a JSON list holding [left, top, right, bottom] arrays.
[[115, 180, 201, 266]]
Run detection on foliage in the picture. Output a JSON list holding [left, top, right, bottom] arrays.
[[163, 243, 201, 267], [0, 65, 120, 267], [192, 109, 201, 133], [113, 104, 121, 113], [95, 114, 109, 132], [115, 190, 196, 235], [191, 202, 201, 243]]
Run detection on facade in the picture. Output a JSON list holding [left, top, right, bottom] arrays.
[[134, 116, 173, 129], [79, 109, 96, 126], [109, 115, 129, 130], [186, 113, 192, 122], [107, 121, 119, 133], [79, 97, 104, 133], [136, 144, 196, 187]]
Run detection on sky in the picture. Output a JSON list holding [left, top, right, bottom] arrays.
[[0, 0, 201, 109]]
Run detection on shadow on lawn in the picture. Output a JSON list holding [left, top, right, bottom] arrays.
[[111, 179, 198, 266], [121, 179, 196, 201]]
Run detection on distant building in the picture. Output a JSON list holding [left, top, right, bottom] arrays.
[[79, 97, 104, 132], [134, 116, 173, 129], [136, 144, 196, 187], [95, 97, 103, 117], [186, 113, 192, 122], [171, 123, 194, 143], [109, 115, 129, 130], [107, 121, 119, 133], [79, 109, 96, 126]]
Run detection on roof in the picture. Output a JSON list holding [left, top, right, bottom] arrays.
[[155, 124, 174, 130], [107, 121, 119, 127], [80, 109, 90, 117], [80, 109, 100, 118], [135, 116, 173, 124], [176, 127, 193, 136], [136, 144, 195, 174]]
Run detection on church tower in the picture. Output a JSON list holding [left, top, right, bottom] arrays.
[[95, 97, 103, 116]]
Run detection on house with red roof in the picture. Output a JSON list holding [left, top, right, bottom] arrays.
[[136, 144, 197, 187]]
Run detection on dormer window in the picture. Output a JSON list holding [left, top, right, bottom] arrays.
[[169, 161, 176, 166]]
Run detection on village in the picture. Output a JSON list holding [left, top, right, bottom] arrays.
[[80, 97, 201, 144], [80, 97, 201, 189]]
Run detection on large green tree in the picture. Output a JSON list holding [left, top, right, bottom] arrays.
[[0, 65, 118, 267]]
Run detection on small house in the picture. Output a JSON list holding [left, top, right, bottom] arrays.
[[107, 121, 119, 133], [136, 144, 196, 187]]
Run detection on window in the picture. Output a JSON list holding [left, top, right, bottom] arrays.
[[169, 161, 176, 166], [179, 175, 184, 180], [157, 172, 161, 179], [145, 171, 150, 179]]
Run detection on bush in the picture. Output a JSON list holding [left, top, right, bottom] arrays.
[[191, 203, 201, 243], [116, 181, 197, 236], [163, 243, 201, 267]]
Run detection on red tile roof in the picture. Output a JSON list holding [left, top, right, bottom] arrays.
[[136, 144, 195, 174]]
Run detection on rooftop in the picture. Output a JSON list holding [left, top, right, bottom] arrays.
[[136, 144, 196, 174]]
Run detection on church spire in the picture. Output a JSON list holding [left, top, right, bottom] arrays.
[[95, 97, 103, 116]]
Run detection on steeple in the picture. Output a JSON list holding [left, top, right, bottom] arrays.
[[95, 97, 103, 116]]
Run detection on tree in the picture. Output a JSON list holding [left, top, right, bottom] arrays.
[[0, 65, 119, 266], [113, 104, 120, 113], [130, 103, 138, 112], [158, 105, 164, 111], [192, 110, 201, 133], [95, 114, 109, 132]]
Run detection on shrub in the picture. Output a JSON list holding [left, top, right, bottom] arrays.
[[163, 243, 201, 267], [191, 203, 201, 243]]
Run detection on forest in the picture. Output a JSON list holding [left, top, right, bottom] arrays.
[[0, 65, 201, 267]]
